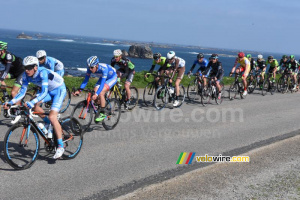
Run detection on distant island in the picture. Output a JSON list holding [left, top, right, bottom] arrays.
[[17, 32, 32, 39]]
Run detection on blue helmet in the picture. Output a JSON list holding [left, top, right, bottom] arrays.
[[87, 56, 99, 67]]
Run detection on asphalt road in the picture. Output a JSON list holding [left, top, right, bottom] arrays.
[[0, 89, 299, 200]]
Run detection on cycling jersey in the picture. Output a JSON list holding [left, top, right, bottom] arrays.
[[248, 58, 257, 70], [80, 63, 117, 95], [0, 51, 24, 81], [189, 58, 209, 73], [279, 59, 289, 68], [233, 57, 250, 69], [149, 57, 171, 73], [205, 61, 224, 77], [266, 59, 279, 68], [288, 60, 299, 71], [168, 56, 185, 68], [10, 67, 65, 111], [256, 59, 266, 70], [39, 56, 64, 76]]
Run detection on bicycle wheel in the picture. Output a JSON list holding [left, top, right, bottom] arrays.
[[174, 85, 185, 108], [60, 117, 83, 159], [270, 81, 276, 95], [143, 82, 156, 106], [4, 124, 40, 170], [228, 83, 239, 100], [262, 80, 269, 96], [247, 78, 256, 93], [187, 79, 199, 101], [70, 100, 93, 133], [126, 86, 139, 110], [102, 98, 121, 130], [277, 77, 284, 93], [60, 87, 72, 113], [153, 86, 168, 110], [215, 85, 223, 105]]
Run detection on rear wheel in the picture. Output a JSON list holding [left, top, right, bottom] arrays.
[[102, 98, 121, 130], [154, 87, 168, 110], [262, 80, 269, 96], [174, 85, 185, 108], [187, 79, 198, 101], [143, 82, 156, 106], [70, 100, 93, 133], [247, 78, 256, 93], [125, 86, 139, 110], [228, 83, 239, 100], [60, 87, 72, 113]]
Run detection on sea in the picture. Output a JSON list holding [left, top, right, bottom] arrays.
[[0, 29, 289, 77]]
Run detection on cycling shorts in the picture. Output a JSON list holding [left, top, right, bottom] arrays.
[[95, 73, 117, 91], [40, 83, 67, 112], [117, 68, 135, 83]]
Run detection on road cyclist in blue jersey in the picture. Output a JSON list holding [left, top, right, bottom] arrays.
[[36, 50, 65, 77], [73, 56, 117, 122], [4, 56, 67, 159], [187, 53, 208, 77]]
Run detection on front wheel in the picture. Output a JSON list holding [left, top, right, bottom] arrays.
[[125, 86, 139, 110], [4, 124, 40, 170], [70, 100, 93, 134], [153, 86, 168, 110], [173, 85, 185, 108], [262, 80, 269, 96], [247, 78, 256, 93], [102, 98, 121, 130], [143, 82, 156, 107], [187, 79, 198, 101], [228, 83, 239, 100]]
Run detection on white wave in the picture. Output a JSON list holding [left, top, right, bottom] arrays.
[[188, 52, 236, 58], [87, 42, 115, 46], [57, 39, 74, 42], [77, 68, 87, 72]]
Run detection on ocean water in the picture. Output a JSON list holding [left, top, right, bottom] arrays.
[[0, 29, 286, 76]]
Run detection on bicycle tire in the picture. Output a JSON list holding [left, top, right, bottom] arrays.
[[60, 117, 83, 159], [262, 80, 268, 96], [143, 82, 156, 107], [102, 98, 121, 130], [247, 78, 256, 93], [59, 87, 72, 113], [187, 79, 199, 101], [215, 85, 223, 105], [4, 124, 40, 170], [126, 86, 139, 110], [70, 100, 93, 133], [153, 86, 168, 110], [228, 83, 239, 100], [174, 85, 185, 108], [277, 77, 284, 93]]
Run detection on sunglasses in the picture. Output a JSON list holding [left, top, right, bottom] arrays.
[[38, 56, 45, 61], [24, 65, 35, 70], [114, 56, 120, 58]]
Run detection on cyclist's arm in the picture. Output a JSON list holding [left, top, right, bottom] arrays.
[[216, 63, 223, 77], [0, 62, 11, 81], [49, 58, 56, 71], [231, 58, 239, 73], [79, 72, 91, 90], [189, 63, 197, 73], [30, 70, 49, 105], [149, 64, 156, 73], [171, 59, 179, 79]]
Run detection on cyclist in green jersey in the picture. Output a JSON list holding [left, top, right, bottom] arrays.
[[145, 53, 171, 83], [265, 55, 279, 82]]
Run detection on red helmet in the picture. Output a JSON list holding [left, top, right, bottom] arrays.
[[238, 52, 245, 58]]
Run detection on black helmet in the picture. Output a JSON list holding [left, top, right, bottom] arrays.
[[268, 55, 274, 60], [197, 53, 204, 59], [153, 53, 161, 60], [282, 55, 288, 59], [210, 53, 218, 59]]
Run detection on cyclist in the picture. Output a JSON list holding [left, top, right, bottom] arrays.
[[203, 54, 224, 99], [73, 56, 117, 121], [246, 54, 257, 82], [279, 55, 289, 73], [287, 55, 299, 90], [265, 55, 279, 82], [0, 41, 24, 103], [230, 52, 250, 96], [163, 51, 185, 107], [187, 53, 208, 76], [36, 50, 65, 77], [111, 49, 134, 109], [256, 54, 267, 84], [145, 52, 171, 83], [4, 56, 67, 159]]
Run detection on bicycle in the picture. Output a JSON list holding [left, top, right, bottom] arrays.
[[187, 73, 205, 106], [153, 75, 185, 110], [228, 73, 246, 100], [3, 105, 83, 170], [25, 84, 71, 113], [71, 88, 121, 133], [202, 76, 224, 105], [247, 70, 264, 94], [108, 81, 138, 110], [262, 72, 276, 96], [143, 73, 161, 107]]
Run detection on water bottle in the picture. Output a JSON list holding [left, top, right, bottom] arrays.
[[169, 86, 174, 94], [38, 123, 48, 136], [47, 124, 53, 139]]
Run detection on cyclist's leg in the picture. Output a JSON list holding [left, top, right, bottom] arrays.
[[125, 70, 134, 101], [242, 67, 250, 91], [175, 67, 185, 97], [56, 69, 65, 77], [216, 71, 224, 93], [12, 73, 23, 105]]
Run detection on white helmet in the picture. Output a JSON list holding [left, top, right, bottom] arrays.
[[113, 49, 122, 57], [36, 50, 47, 58], [23, 56, 39, 66], [167, 51, 175, 60], [257, 54, 263, 59]]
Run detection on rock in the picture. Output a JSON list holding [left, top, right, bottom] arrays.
[[17, 32, 32, 39], [122, 50, 129, 57], [128, 45, 153, 59]]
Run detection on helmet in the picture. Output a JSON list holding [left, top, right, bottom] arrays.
[[23, 56, 39, 66], [87, 56, 99, 67], [167, 51, 176, 60], [197, 53, 204, 59], [210, 53, 218, 59], [290, 55, 295, 59], [113, 49, 122, 57], [282, 55, 288, 59], [238, 52, 245, 58], [0, 41, 7, 50], [36, 50, 47, 59], [153, 53, 161, 60], [268, 55, 274, 60], [257, 54, 263, 59], [246, 54, 252, 58]]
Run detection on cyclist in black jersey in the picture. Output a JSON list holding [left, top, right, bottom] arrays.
[[287, 55, 299, 89], [111, 49, 135, 108], [246, 54, 257, 82], [0, 41, 24, 104], [279, 55, 289, 73]]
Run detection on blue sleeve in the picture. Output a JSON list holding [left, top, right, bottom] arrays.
[[48, 57, 56, 71], [96, 67, 108, 95], [204, 59, 209, 67], [80, 68, 91, 89], [30, 70, 49, 104], [10, 74, 28, 104]]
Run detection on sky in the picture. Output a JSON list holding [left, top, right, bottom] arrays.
[[3, 0, 300, 54]]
